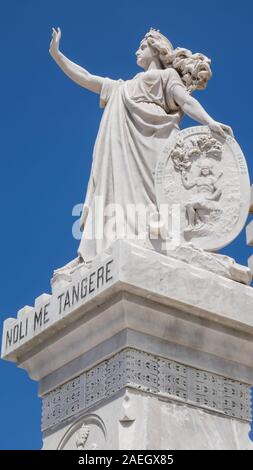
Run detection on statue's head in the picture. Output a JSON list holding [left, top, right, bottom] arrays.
[[137, 28, 212, 92], [198, 158, 214, 176], [136, 28, 173, 70]]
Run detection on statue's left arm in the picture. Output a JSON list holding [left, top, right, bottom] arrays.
[[173, 85, 233, 139]]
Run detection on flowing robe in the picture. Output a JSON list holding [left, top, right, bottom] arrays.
[[78, 67, 186, 261]]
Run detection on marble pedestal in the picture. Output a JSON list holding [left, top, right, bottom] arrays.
[[1, 240, 253, 450]]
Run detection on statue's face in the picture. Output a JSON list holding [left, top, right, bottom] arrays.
[[135, 39, 156, 70], [201, 168, 211, 176]]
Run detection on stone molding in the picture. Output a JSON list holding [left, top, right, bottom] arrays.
[[3, 240, 253, 383]]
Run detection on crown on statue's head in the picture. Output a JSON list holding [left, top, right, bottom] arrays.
[[144, 27, 174, 51]]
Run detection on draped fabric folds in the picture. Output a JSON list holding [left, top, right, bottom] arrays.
[[78, 68, 186, 261]]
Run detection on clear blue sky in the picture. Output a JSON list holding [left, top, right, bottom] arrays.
[[0, 0, 252, 450]]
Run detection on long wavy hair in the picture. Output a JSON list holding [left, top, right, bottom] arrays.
[[144, 28, 212, 92]]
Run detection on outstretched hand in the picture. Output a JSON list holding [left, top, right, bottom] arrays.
[[208, 120, 234, 139], [219, 123, 234, 137], [49, 27, 61, 58]]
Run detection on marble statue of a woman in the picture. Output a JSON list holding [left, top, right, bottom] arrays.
[[49, 27, 232, 266]]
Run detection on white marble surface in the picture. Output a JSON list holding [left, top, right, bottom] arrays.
[[42, 388, 253, 450], [2, 239, 253, 450], [156, 127, 250, 251], [2, 240, 253, 376]]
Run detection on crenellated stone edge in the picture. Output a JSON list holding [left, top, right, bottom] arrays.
[[1, 256, 116, 361]]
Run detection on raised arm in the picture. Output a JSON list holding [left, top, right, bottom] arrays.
[[49, 28, 104, 94], [173, 85, 233, 139], [181, 171, 196, 189]]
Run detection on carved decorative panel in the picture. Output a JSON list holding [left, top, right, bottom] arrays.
[[42, 375, 85, 430], [42, 348, 251, 430]]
